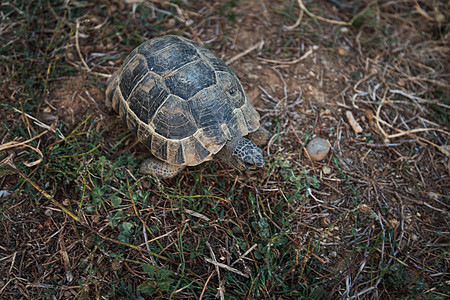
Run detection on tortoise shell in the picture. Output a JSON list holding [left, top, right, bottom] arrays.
[[106, 35, 260, 167]]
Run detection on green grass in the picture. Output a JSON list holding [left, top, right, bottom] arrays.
[[1, 107, 329, 298]]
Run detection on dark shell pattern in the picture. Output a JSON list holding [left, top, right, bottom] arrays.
[[106, 35, 260, 166]]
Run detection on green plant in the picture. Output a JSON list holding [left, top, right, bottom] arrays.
[[138, 265, 175, 295]]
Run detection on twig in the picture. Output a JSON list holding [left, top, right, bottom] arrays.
[[284, 2, 304, 30], [290, 0, 377, 27], [12, 107, 65, 138], [183, 209, 211, 221], [351, 70, 377, 108], [206, 242, 225, 299], [375, 248, 432, 280], [374, 90, 450, 140], [349, 287, 376, 299], [199, 270, 216, 300], [0, 131, 46, 167], [296, 0, 349, 25], [414, 0, 434, 21], [231, 243, 257, 266], [307, 188, 324, 203], [139, 229, 176, 247], [75, 20, 91, 72], [225, 41, 263, 65], [204, 257, 249, 278], [1, 158, 79, 221], [257, 48, 314, 65]]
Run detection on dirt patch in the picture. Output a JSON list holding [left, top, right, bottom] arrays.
[[48, 76, 105, 126]]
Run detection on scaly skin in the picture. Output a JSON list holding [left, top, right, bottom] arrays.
[[140, 157, 185, 178], [216, 137, 264, 172]]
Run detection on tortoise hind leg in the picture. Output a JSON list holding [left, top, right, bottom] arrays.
[[247, 127, 271, 147], [140, 156, 185, 178]]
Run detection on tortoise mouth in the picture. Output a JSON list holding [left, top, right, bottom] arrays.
[[236, 155, 265, 171], [245, 160, 265, 171]]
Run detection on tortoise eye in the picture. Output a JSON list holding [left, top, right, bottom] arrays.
[[227, 85, 238, 97]]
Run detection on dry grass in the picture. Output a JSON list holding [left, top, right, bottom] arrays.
[[0, 0, 449, 299]]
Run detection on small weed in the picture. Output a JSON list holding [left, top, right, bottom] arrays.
[[138, 265, 175, 296], [273, 1, 298, 23], [216, 0, 242, 22], [275, 156, 320, 202]]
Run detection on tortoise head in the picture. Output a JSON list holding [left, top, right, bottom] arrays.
[[219, 137, 265, 171]]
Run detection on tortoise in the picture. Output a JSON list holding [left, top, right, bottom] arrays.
[[106, 35, 269, 178]]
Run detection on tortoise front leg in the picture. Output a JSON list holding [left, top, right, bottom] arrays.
[[247, 127, 271, 147], [140, 156, 185, 178]]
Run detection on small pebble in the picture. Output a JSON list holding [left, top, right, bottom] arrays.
[[436, 13, 445, 23], [397, 79, 405, 87], [338, 47, 348, 56], [322, 109, 332, 116], [322, 165, 332, 174], [306, 137, 331, 161], [346, 110, 363, 133], [167, 18, 176, 28], [358, 204, 372, 214], [388, 219, 399, 228], [320, 217, 331, 228], [66, 52, 75, 61]]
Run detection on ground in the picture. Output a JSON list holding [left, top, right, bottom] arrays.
[[0, 0, 449, 299]]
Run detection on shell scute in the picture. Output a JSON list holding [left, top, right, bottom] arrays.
[[143, 40, 201, 75], [118, 56, 148, 101], [151, 95, 197, 139], [131, 75, 169, 125], [165, 60, 217, 100]]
